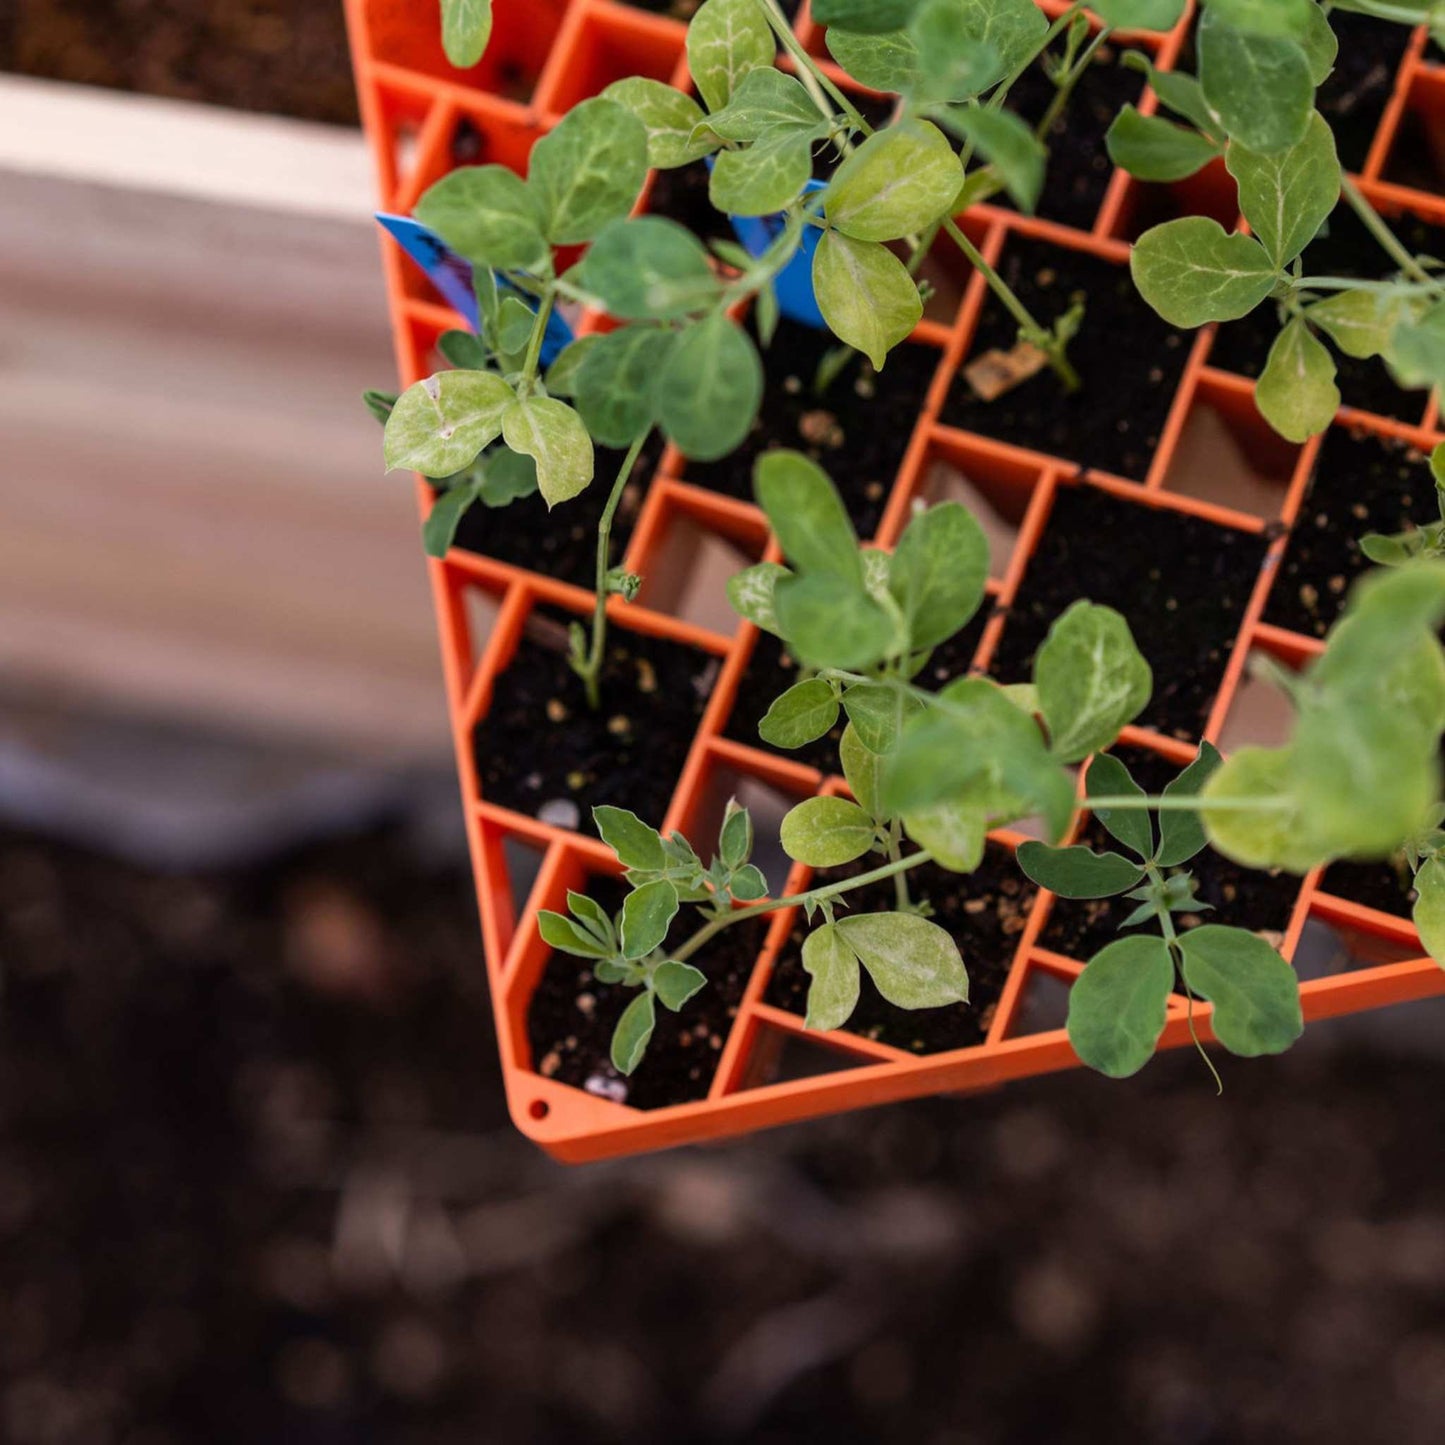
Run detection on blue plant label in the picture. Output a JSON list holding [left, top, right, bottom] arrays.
[[375, 213, 574, 366]]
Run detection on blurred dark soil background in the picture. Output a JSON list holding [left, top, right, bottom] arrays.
[[0, 0, 359, 124], [3, 816, 1445, 1445]]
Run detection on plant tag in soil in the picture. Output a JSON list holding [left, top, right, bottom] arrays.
[[964, 340, 1049, 402]]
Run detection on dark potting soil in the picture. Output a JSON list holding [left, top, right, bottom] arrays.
[[1207, 202, 1444, 422], [683, 316, 943, 538], [723, 609, 994, 773], [990, 44, 1144, 231], [448, 438, 662, 588], [527, 878, 768, 1111], [1263, 426, 1438, 640], [1040, 747, 1302, 963], [1317, 13, 1413, 173], [764, 850, 1037, 1052], [939, 236, 1192, 482], [645, 159, 739, 250], [1320, 857, 1418, 921], [989, 484, 1267, 741], [473, 607, 718, 835]]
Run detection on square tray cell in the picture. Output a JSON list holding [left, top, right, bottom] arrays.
[[939, 235, 1191, 482], [763, 848, 1037, 1053], [527, 875, 769, 1110], [985, 39, 1145, 231], [1039, 747, 1302, 964], [1319, 858, 1418, 922], [1316, 12, 1413, 174], [988, 484, 1267, 741], [473, 603, 720, 834], [1263, 426, 1440, 640], [449, 436, 663, 586], [681, 315, 944, 538], [1207, 202, 1443, 424]]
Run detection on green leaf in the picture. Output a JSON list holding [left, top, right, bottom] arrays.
[[611, 990, 657, 1074], [1227, 111, 1340, 269], [572, 325, 670, 447], [774, 573, 895, 670], [720, 800, 753, 869], [813, 0, 923, 30], [754, 449, 862, 581], [731, 864, 769, 900], [602, 77, 718, 168], [687, 0, 776, 112], [780, 796, 878, 867], [656, 312, 763, 461], [1155, 741, 1224, 867], [1177, 924, 1303, 1056], [840, 724, 885, 819], [812, 231, 924, 372], [908, 0, 1005, 102], [1130, 217, 1277, 328], [728, 560, 791, 634], [1016, 842, 1145, 898], [904, 798, 988, 872], [384, 371, 514, 476], [593, 806, 667, 870], [441, 0, 492, 67], [709, 129, 814, 216], [1067, 935, 1174, 1077], [438, 329, 491, 371], [842, 682, 923, 755], [414, 164, 549, 273], [938, 0, 1048, 82], [529, 98, 649, 246], [801, 925, 863, 1032], [1200, 745, 1324, 875], [653, 960, 707, 1011], [943, 107, 1046, 212], [566, 890, 615, 948], [836, 912, 970, 1009], [825, 28, 922, 94], [1413, 855, 1445, 965], [1106, 105, 1221, 182], [422, 481, 477, 559], [825, 120, 964, 243], [1308, 289, 1424, 361], [758, 678, 841, 748], [578, 216, 720, 320], [1198, 10, 1313, 154], [1085, 751, 1154, 860], [707, 68, 822, 140], [501, 396, 593, 508], [1035, 601, 1153, 764], [1206, 0, 1318, 37], [620, 878, 679, 960], [1388, 297, 1445, 393], [1256, 318, 1340, 443], [477, 447, 543, 506], [888, 501, 989, 652], [1089, 0, 1186, 26], [543, 335, 600, 397], [1122, 52, 1220, 136], [538, 909, 612, 959], [494, 295, 535, 358]]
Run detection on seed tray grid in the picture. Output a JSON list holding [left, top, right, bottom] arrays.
[[345, 0, 1445, 1160]]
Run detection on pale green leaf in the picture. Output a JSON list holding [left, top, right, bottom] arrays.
[[620, 878, 679, 960], [1413, 855, 1445, 966], [780, 796, 877, 867], [611, 990, 656, 1074], [801, 925, 862, 1032], [578, 216, 720, 319], [812, 231, 923, 372], [706, 68, 822, 140], [842, 682, 923, 755], [758, 678, 841, 748], [840, 724, 884, 819], [825, 28, 922, 94], [1035, 601, 1153, 764], [653, 960, 707, 1011], [501, 396, 593, 507], [384, 371, 514, 476], [1016, 842, 1144, 898], [529, 97, 649, 245], [1256, 317, 1339, 443], [656, 312, 763, 461], [903, 798, 988, 872], [603, 77, 718, 168], [1178, 924, 1303, 1056], [1200, 746, 1325, 874], [728, 560, 791, 634], [888, 501, 989, 652], [1130, 217, 1277, 328], [774, 573, 895, 670], [441, 0, 492, 67], [825, 120, 964, 243], [709, 129, 813, 216], [1389, 297, 1445, 393], [1308, 289, 1425, 360], [414, 164, 549, 272], [687, 0, 776, 112], [754, 449, 862, 581], [1067, 935, 1174, 1077], [836, 912, 970, 1010], [1227, 111, 1340, 269]]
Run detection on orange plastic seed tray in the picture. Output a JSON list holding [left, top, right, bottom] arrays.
[[344, 0, 1445, 1161]]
